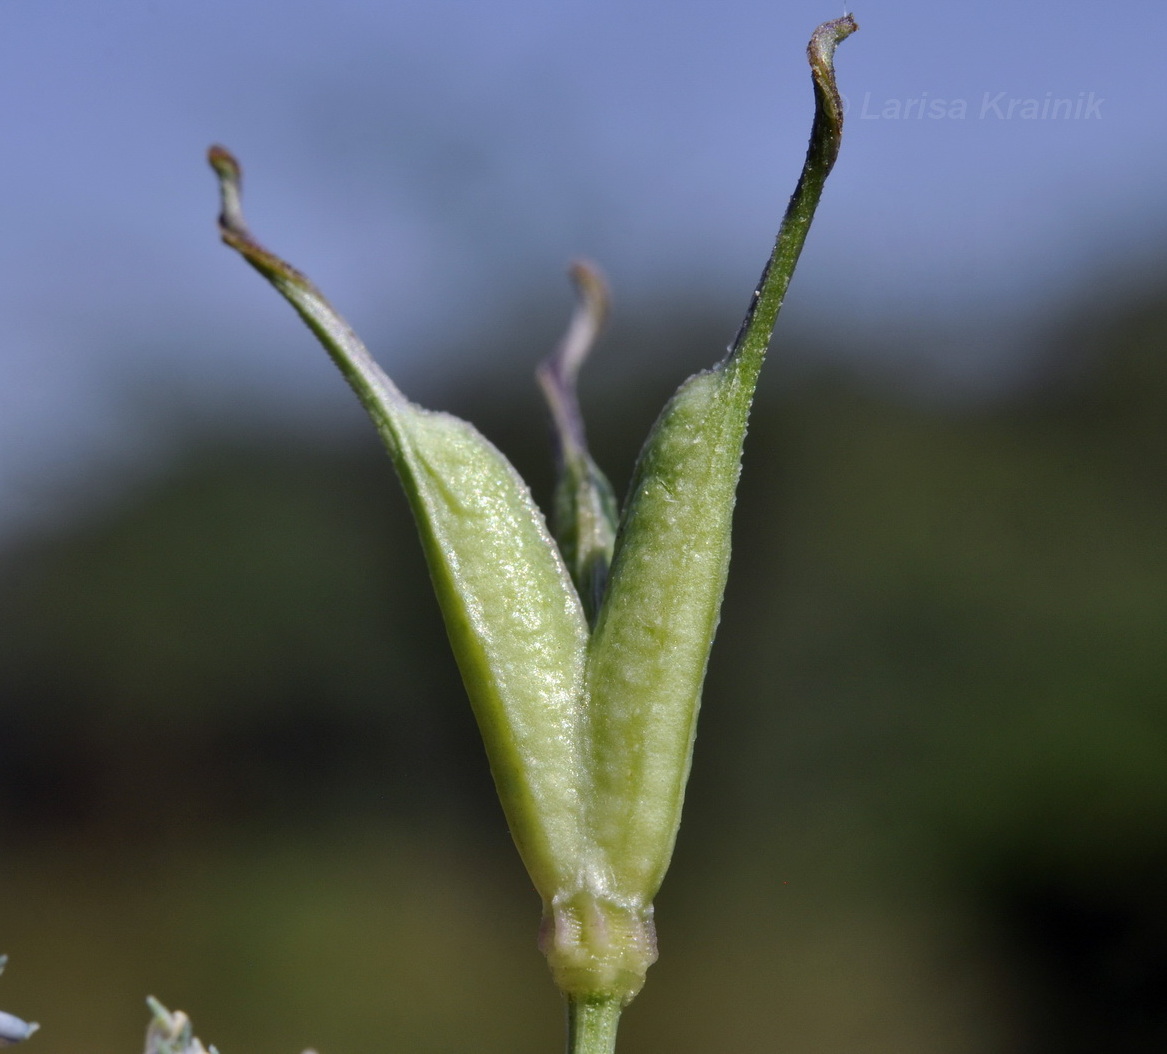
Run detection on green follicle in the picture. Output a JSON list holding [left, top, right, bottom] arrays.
[[537, 262, 619, 625], [208, 18, 856, 1044], [209, 144, 594, 909], [578, 13, 857, 912]]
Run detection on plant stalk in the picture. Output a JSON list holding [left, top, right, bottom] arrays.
[[566, 997, 623, 1054]]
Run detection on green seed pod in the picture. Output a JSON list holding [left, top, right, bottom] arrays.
[[591, 12, 856, 900], [209, 147, 593, 904], [539, 15, 857, 1006], [209, 15, 855, 1042]]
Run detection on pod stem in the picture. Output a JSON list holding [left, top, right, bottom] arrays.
[[566, 996, 623, 1054]]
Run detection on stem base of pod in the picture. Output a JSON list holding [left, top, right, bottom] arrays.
[[566, 995, 623, 1054]]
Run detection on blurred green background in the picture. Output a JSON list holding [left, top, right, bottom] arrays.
[[2, 257, 1165, 1054]]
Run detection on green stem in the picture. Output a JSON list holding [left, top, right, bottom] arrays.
[[566, 997, 623, 1054]]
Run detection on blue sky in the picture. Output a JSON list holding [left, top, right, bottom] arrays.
[[1, 1, 1164, 533]]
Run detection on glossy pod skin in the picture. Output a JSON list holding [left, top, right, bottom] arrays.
[[209, 13, 855, 1026]]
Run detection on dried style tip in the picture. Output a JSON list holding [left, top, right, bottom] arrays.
[[806, 15, 858, 178], [809, 15, 858, 131], [538, 261, 619, 622], [207, 145, 245, 238], [206, 145, 320, 298], [539, 261, 611, 446]]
